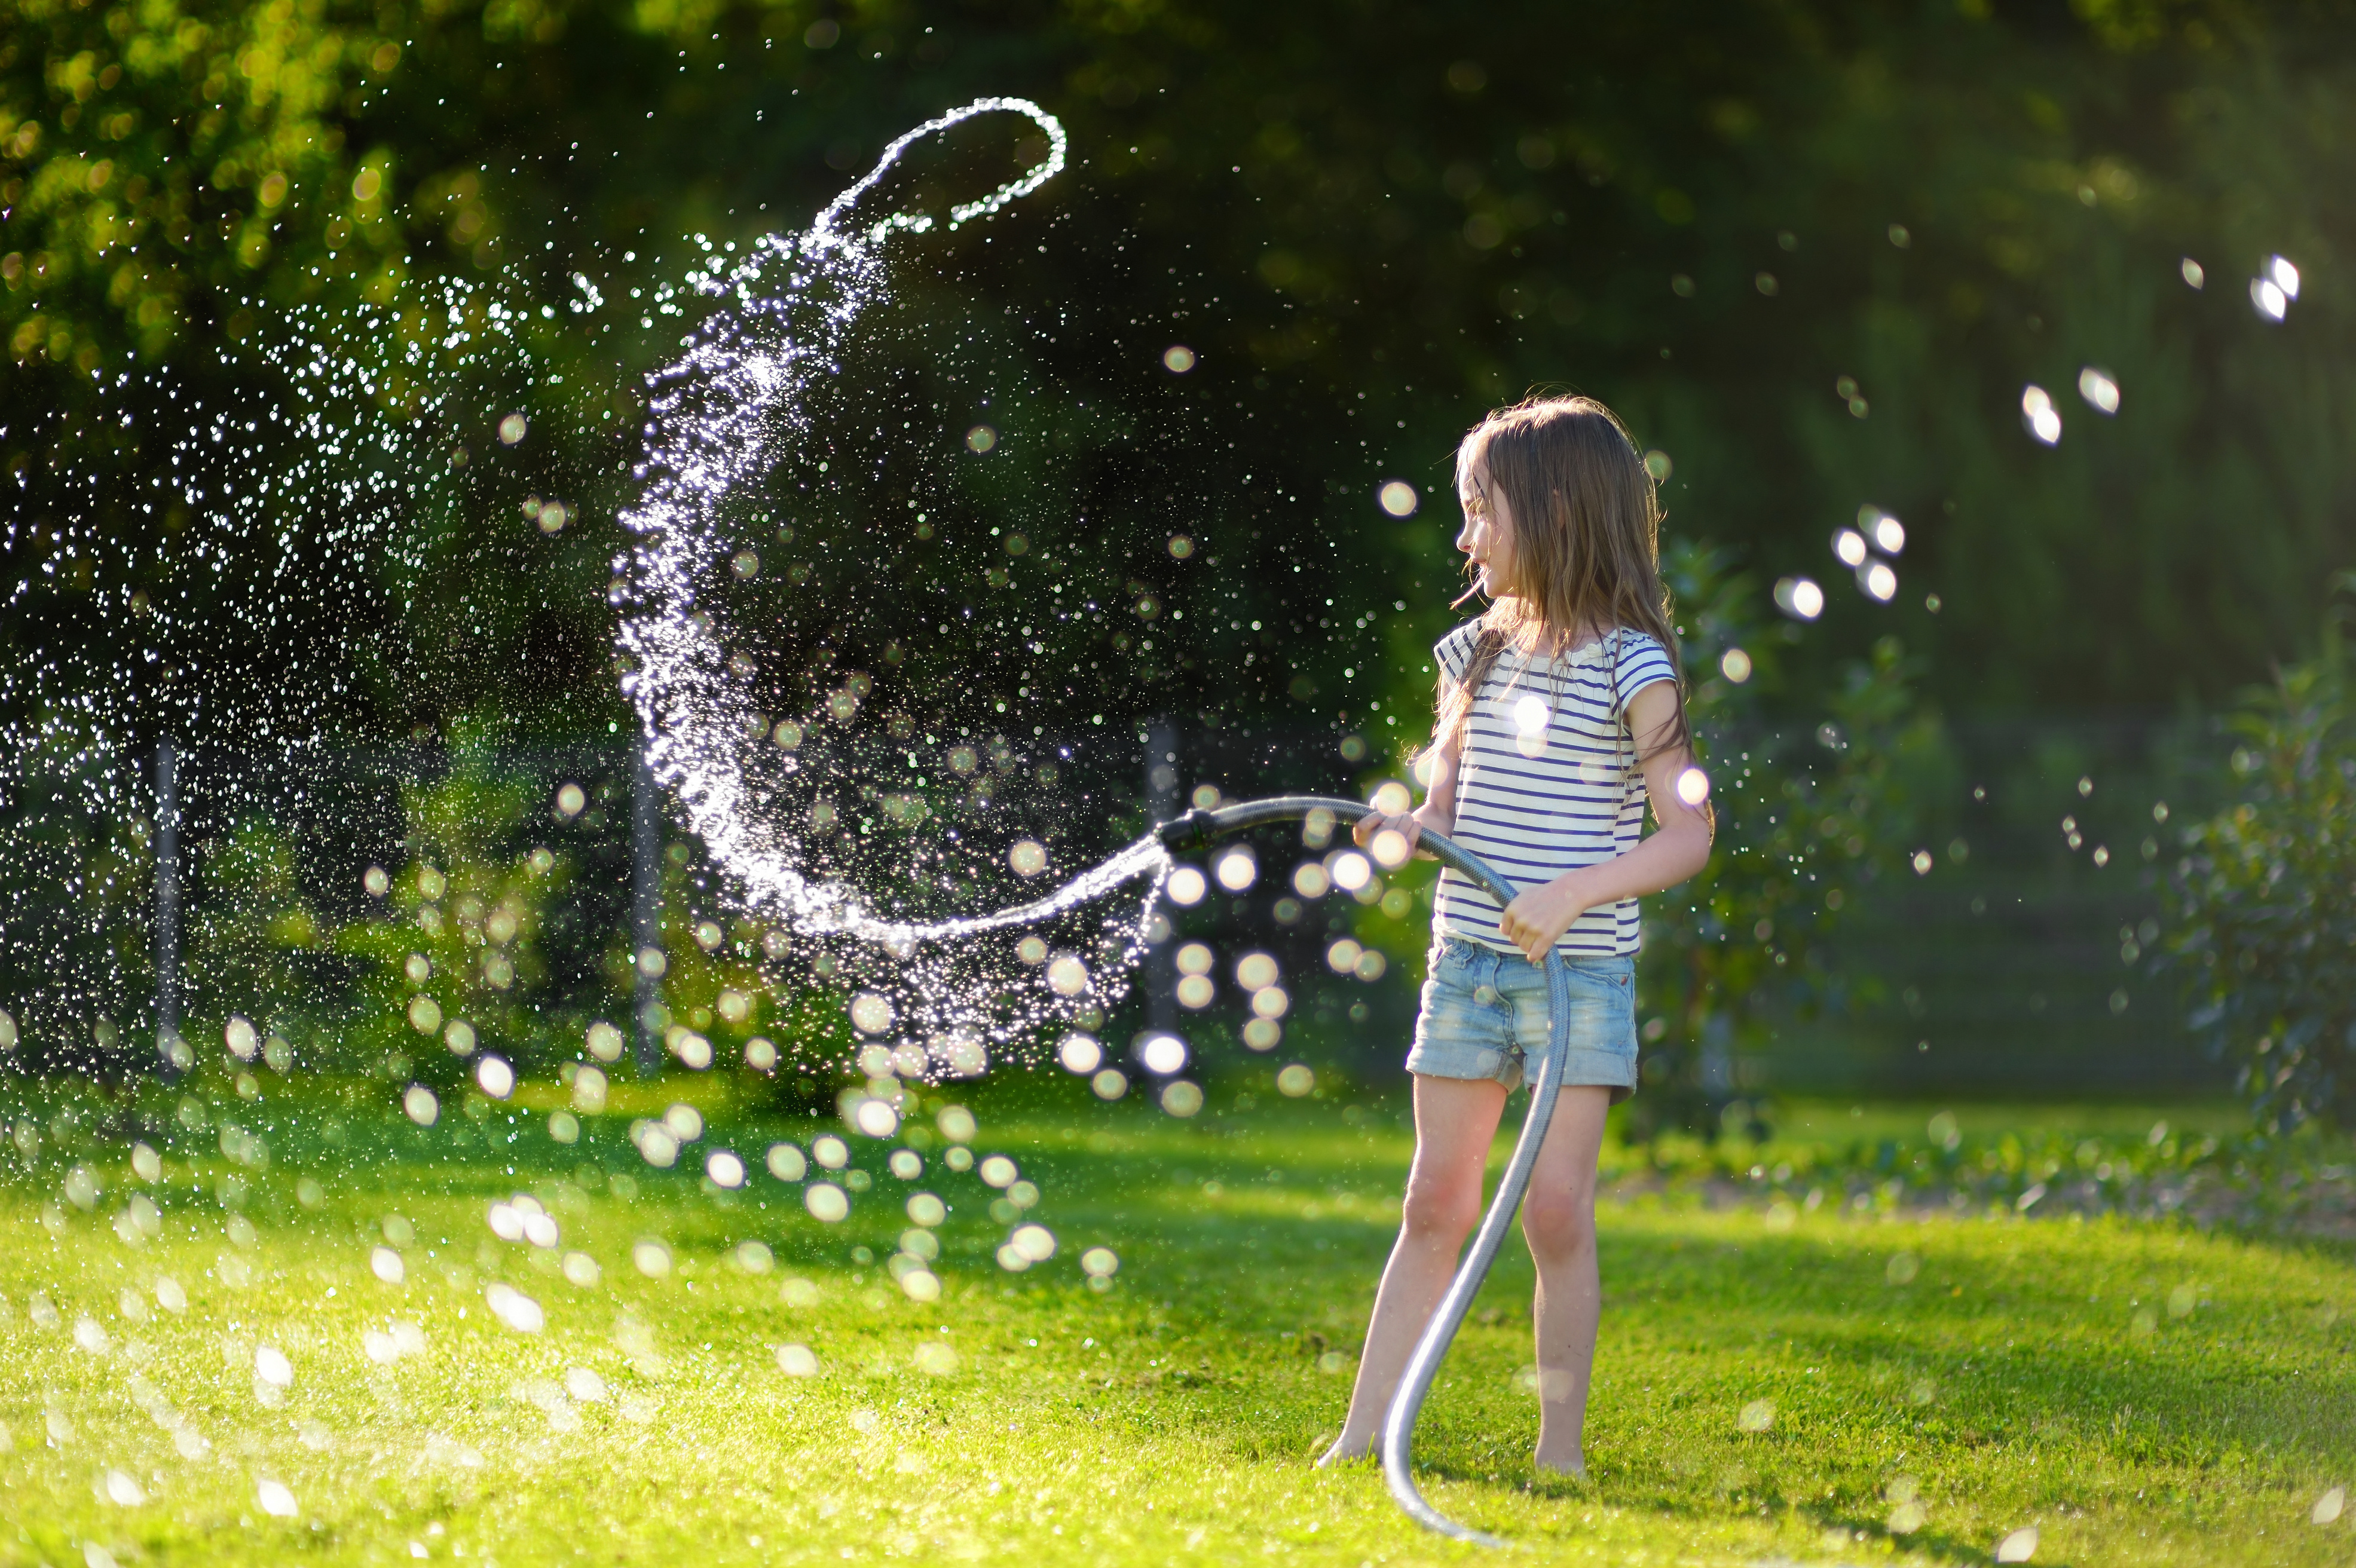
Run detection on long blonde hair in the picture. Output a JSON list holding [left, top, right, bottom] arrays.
[[1429, 396, 1693, 763]]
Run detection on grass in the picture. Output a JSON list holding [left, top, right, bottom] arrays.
[[2, 1070, 2352, 1567]]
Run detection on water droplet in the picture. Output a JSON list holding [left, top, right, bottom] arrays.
[[1045, 954, 1090, 996]]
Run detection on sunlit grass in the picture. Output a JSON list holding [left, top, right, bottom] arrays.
[[2, 1079, 2351, 1566]]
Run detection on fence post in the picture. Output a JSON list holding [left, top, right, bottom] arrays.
[[632, 743, 663, 1077], [155, 736, 185, 1077]]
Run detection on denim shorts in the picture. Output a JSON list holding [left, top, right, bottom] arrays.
[[1406, 938, 1639, 1102]]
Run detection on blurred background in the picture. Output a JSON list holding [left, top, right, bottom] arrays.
[[7, 0, 2355, 1129]]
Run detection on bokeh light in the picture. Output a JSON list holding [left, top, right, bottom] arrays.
[[2077, 366, 2121, 414], [1140, 1033, 1189, 1074], [2022, 384, 2063, 443], [1773, 577, 1825, 620]]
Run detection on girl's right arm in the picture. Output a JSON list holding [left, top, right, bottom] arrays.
[[1354, 675, 1460, 856]]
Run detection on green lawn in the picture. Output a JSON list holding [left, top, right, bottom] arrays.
[[2, 1073, 2352, 1567]]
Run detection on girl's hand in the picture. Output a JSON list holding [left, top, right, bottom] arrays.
[[1354, 808, 1434, 862], [1498, 875, 1590, 964]]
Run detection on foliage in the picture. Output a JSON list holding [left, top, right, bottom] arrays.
[[336, 752, 573, 1087], [2168, 585, 2356, 1132], [10, 0, 2356, 731], [1628, 541, 1944, 1137], [1, 1083, 2349, 1566], [0, 0, 414, 366]]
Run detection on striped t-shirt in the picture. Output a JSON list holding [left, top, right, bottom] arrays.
[[1430, 622, 1679, 957]]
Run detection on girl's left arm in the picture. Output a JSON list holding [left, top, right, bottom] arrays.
[[1495, 679, 1714, 963]]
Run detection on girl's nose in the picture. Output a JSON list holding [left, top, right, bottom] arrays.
[[1455, 517, 1477, 554]]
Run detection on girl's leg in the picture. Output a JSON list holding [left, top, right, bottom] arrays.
[[1317, 1073, 1508, 1466], [1517, 1085, 1614, 1475]]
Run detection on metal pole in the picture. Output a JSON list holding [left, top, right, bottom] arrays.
[[1156, 795, 1565, 1546], [155, 736, 183, 1077], [631, 742, 663, 1077], [1144, 721, 1179, 1042]]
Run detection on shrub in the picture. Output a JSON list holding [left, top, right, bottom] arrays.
[[2169, 598, 2356, 1133], [1629, 542, 1943, 1138]]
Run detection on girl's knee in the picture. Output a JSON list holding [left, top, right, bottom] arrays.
[[1399, 1175, 1482, 1242], [1520, 1189, 1595, 1260]]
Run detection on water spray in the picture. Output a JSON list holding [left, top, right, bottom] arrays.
[[1159, 795, 1571, 1548]]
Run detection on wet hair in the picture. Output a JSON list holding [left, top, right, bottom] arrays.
[[1428, 395, 1693, 767]]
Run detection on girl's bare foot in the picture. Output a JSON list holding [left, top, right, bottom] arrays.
[[1532, 1446, 1586, 1479]]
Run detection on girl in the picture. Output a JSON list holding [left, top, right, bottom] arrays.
[[1321, 396, 1713, 1477]]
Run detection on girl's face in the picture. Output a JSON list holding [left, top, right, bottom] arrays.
[[1457, 455, 1518, 599]]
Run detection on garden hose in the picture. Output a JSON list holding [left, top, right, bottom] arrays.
[[1157, 795, 1571, 1547]]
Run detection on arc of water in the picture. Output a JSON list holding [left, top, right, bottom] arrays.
[[812, 96, 1067, 246], [619, 99, 1069, 953]]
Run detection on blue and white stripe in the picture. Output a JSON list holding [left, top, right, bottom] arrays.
[[1430, 623, 1678, 957]]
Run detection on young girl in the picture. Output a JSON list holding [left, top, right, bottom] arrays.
[[1321, 396, 1713, 1477]]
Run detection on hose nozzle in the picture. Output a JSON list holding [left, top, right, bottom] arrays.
[[1152, 807, 1217, 853]]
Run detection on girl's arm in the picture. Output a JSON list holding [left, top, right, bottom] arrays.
[[1353, 676, 1461, 856], [1495, 679, 1712, 963]]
